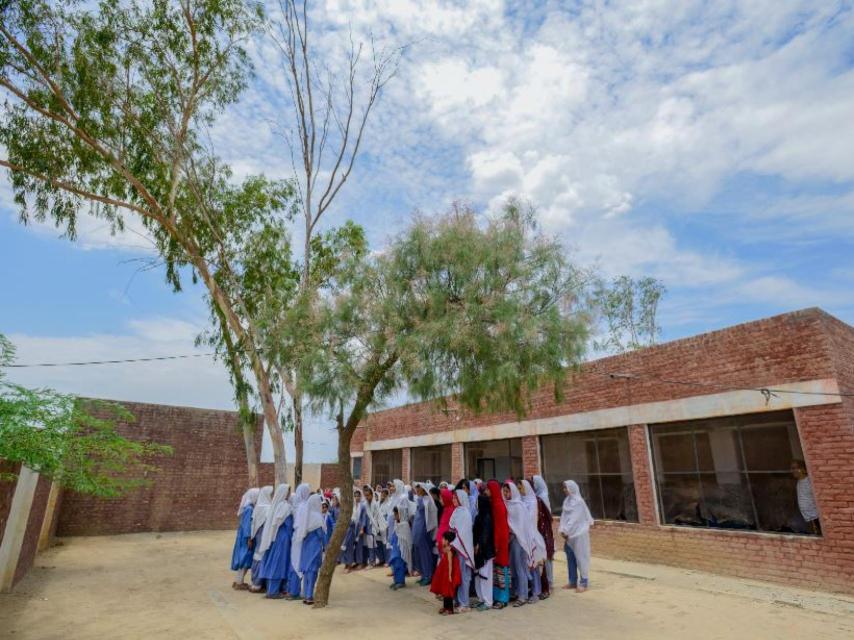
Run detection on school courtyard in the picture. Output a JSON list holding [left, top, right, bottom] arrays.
[[1, 530, 852, 640]]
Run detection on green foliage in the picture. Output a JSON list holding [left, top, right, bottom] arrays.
[[593, 275, 666, 353], [300, 200, 591, 423], [0, 335, 172, 496], [0, 0, 265, 289]]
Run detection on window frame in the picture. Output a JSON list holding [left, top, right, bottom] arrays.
[[540, 427, 638, 522], [648, 410, 819, 536]]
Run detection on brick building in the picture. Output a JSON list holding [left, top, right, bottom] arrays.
[[350, 308, 854, 594]]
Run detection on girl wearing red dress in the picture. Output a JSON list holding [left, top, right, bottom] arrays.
[[431, 530, 462, 614]]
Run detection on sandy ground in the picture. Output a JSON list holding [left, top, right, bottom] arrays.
[[2, 531, 853, 640]]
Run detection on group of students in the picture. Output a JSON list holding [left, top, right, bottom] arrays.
[[230, 476, 594, 614]]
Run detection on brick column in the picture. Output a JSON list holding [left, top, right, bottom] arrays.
[[361, 450, 372, 487], [401, 448, 411, 484], [521, 435, 541, 478], [451, 442, 465, 480], [627, 424, 657, 525]]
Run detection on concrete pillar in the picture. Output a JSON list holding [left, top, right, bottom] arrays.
[[521, 435, 541, 478], [37, 482, 61, 552], [450, 442, 464, 480], [0, 467, 39, 592], [627, 424, 657, 525], [401, 448, 411, 484], [361, 451, 373, 487]]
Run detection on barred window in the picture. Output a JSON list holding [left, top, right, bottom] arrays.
[[464, 438, 522, 481], [370, 448, 402, 486], [541, 428, 637, 521], [411, 445, 451, 484], [649, 410, 819, 535]]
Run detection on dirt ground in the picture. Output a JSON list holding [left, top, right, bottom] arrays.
[[1, 531, 853, 640]]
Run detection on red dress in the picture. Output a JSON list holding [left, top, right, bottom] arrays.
[[430, 549, 461, 598]]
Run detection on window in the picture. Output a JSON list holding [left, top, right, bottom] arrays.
[[541, 428, 637, 521], [464, 438, 522, 481], [371, 448, 402, 486], [649, 410, 818, 535], [411, 445, 451, 484], [351, 456, 363, 481]]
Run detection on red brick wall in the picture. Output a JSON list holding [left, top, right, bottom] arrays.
[[319, 463, 345, 490], [450, 443, 464, 480], [361, 309, 836, 441], [57, 400, 264, 536], [363, 308, 854, 594], [401, 448, 411, 484], [521, 436, 541, 477]]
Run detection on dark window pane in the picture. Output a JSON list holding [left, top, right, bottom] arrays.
[[411, 445, 451, 484], [749, 472, 809, 533], [650, 410, 818, 536], [741, 424, 795, 471], [658, 473, 703, 526], [352, 456, 362, 480], [699, 472, 754, 530], [541, 428, 637, 522], [465, 438, 522, 482], [655, 431, 696, 472], [371, 449, 401, 486]]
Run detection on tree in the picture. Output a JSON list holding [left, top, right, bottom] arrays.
[[0, 335, 171, 496], [296, 201, 591, 607], [0, 0, 296, 483], [265, 0, 400, 485], [594, 275, 666, 353]]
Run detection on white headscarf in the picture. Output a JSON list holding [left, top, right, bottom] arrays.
[[392, 479, 406, 507], [394, 499, 413, 571], [532, 475, 551, 514], [364, 490, 386, 542], [255, 483, 291, 561], [351, 493, 366, 524], [238, 487, 260, 516], [251, 485, 273, 538], [559, 480, 594, 539], [520, 480, 539, 525], [504, 481, 543, 568], [292, 493, 326, 576], [289, 483, 312, 573], [417, 483, 438, 533], [450, 489, 475, 568]]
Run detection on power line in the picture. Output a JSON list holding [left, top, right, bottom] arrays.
[[4, 351, 853, 398], [4, 352, 218, 368]]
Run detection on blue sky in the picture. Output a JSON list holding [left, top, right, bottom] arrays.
[[2, 1, 853, 461]]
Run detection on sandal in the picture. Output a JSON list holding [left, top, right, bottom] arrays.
[[303, 599, 314, 605], [266, 593, 285, 599], [492, 602, 506, 610], [512, 599, 526, 607]]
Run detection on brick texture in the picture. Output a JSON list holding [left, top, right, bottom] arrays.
[[360, 308, 854, 594], [521, 436, 541, 477], [57, 400, 266, 536], [450, 442, 464, 480], [401, 448, 411, 484], [13, 473, 51, 586]]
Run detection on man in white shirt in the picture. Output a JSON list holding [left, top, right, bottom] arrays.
[[791, 459, 820, 534]]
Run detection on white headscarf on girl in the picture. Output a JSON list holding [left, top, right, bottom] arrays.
[[450, 489, 475, 568], [416, 483, 438, 533], [293, 493, 326, 576], [468, 480, 480, 518], [238, 487, 260, 516], [532, 475, 551, 514], [351, 491, 366, 523], [251, 485, 274, 538], [255, 483, 291, 561], [521, 480, 548, 564], [394, 499, 413, 571], [504, 481, 543, 568], [520, 480, 539, 524], [289, 483, 313, 573], [559, 480, 594, 539]]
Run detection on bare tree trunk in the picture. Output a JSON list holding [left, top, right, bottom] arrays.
[[312, 410, 354, 609], [293, 389, 304, 486], [241, 412, 260, 487], [254, 361, 288, 485]]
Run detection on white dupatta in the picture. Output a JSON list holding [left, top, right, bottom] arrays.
[[449, 489, 475, 568], [250, 485, 273, 538], [559, 480, 594, 539], [255, 483, 291, 561], [289, 483, 312, 574]]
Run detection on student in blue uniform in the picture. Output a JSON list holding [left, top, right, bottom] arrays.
[[297, 494, 327, 605], [389, 501, 412, 591], [286, 483, 312, 600], [231, 487, 259, 590], [342, 489, 368, 572], [248, 485, 273, 592], [255, 484, 293, 599]]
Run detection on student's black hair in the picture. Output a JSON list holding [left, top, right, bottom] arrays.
[[454, 478, 468, 492], [442, 530, 456, 543], [792, 459, 808, 471], [354, 489, 362, 497]]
